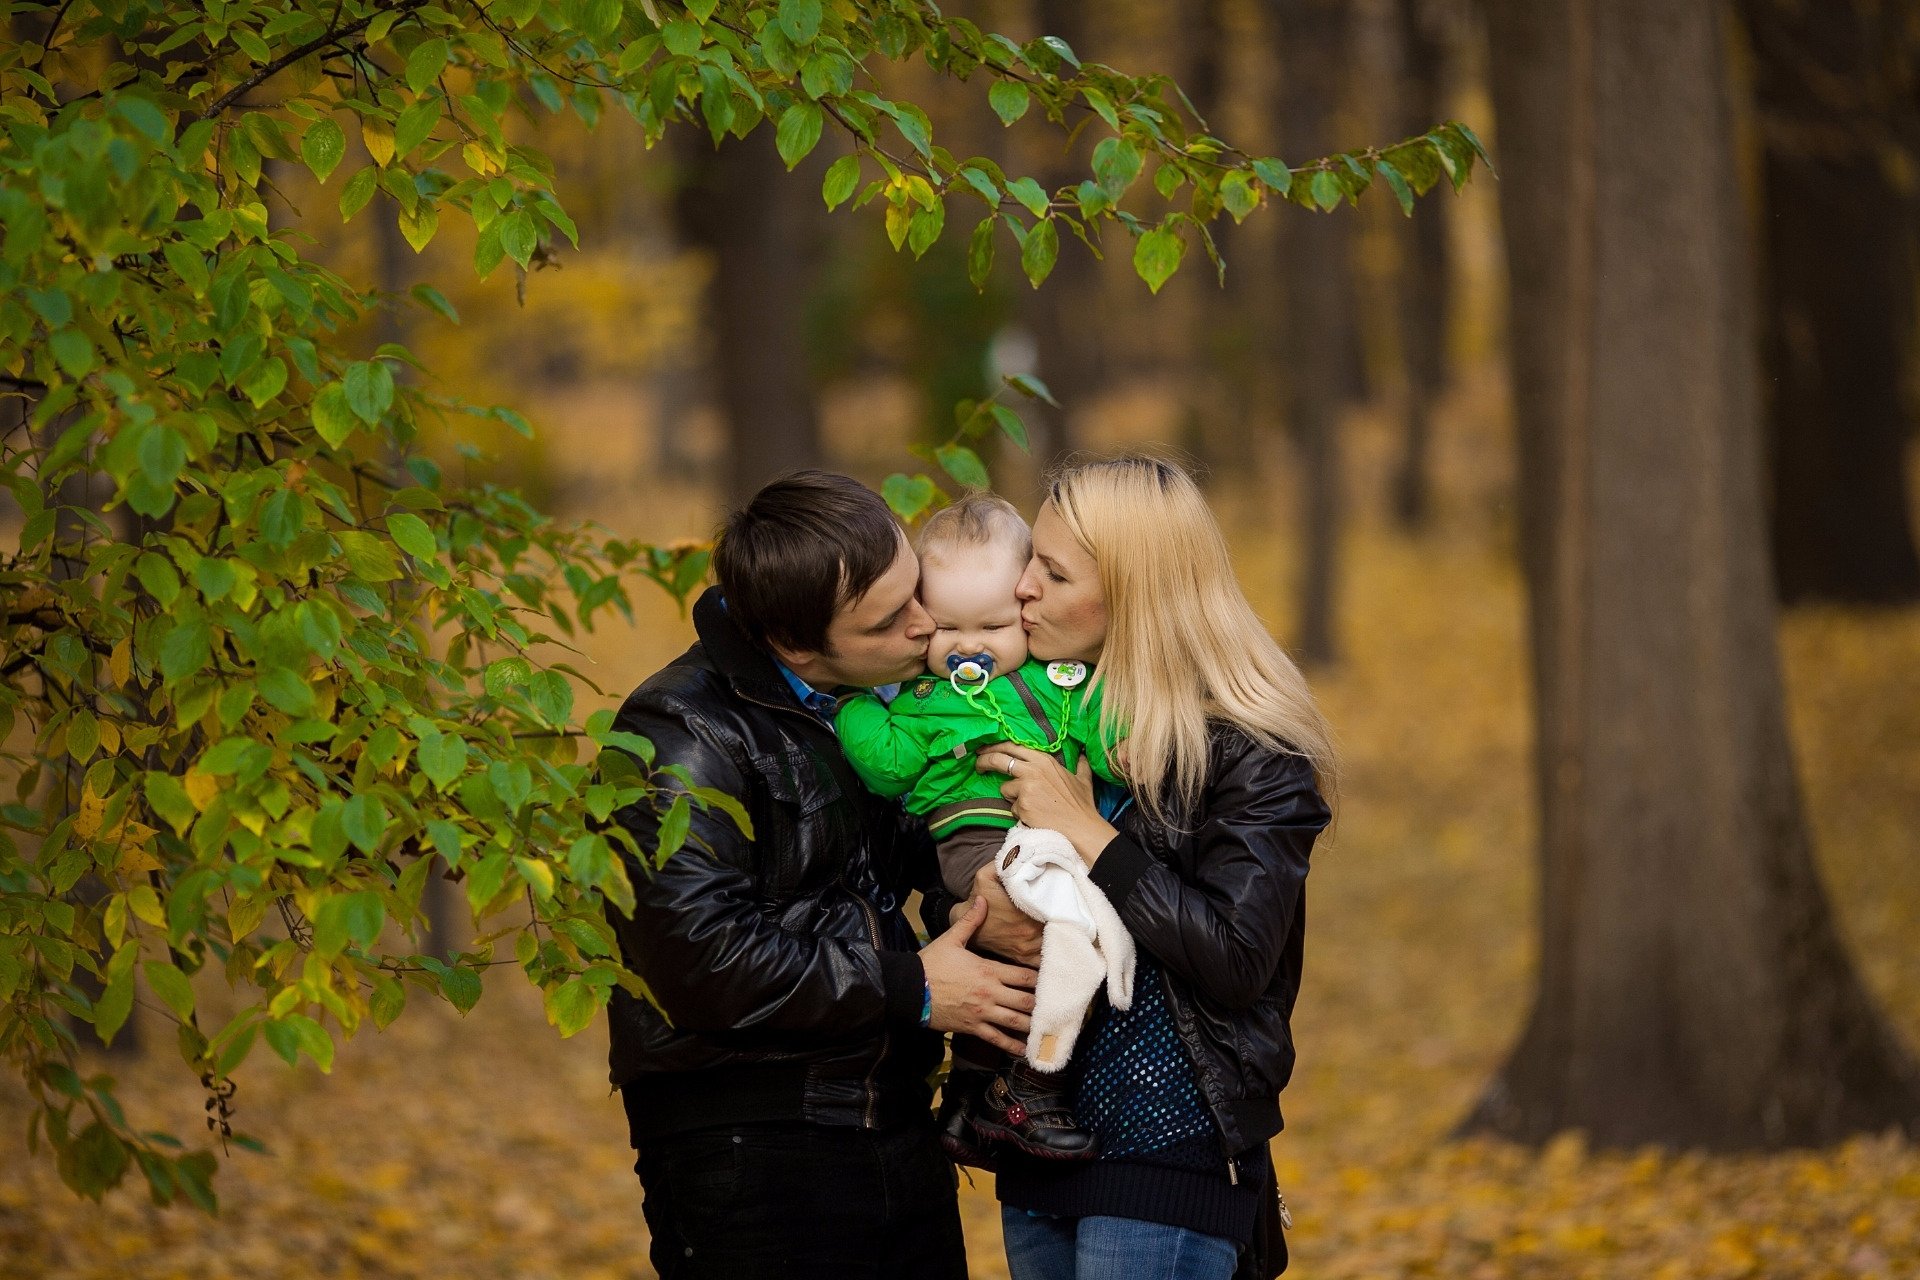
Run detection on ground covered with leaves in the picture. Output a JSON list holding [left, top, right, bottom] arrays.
[[4, 410, 1918, 1278]]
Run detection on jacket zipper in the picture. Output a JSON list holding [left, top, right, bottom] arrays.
[[738, 685, 892, 1130], [853, 887, 885, 1129]]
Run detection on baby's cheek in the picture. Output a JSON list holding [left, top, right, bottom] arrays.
[[991, 633, 1029, 673]]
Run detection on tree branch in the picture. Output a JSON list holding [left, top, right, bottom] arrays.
[[199, 0, 424, 121]]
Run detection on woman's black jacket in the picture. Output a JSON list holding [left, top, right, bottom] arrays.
[[1085, 726, 1329, 1160], [602, 587, 961, 1137], [962, 721, 1326, 1277]]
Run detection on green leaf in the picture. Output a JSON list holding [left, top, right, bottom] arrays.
[[499, 210, 537, 268], [485, 656, 533, 697], [135, 551, 181, 607], [256, 666, 316, 716], [394, 98, 442, 161], [1252, 157, 1291, 192], [1092, 137, 1141, 199], [991, 403, 1029, 452], [655, 793, 691, 865], [776, 102, 824, 170], [1005, 372, 1059, 406], [240, 356, 288, 407], [339, 165, 378, 221], [528, 669, 574, 728], [340, 795, 390, 854], [1020, 216, 1058, 288], [1375, 158, 1414, 215], [142, 961, 196, 1021], [546, 976, 597, 1037], [386, 512, 437, 559], [967, 216, 996, 290], [822, 154, 861, 209], [935, 443, 991, 489], [344, 360, 394, 424], [336, 530, 402, 582], [406, 39, 450, 94], [1220, 169, 1259, 223], [1310, 168, 1344, 212], [1134, 224, 1185, 294], [881, 472, 935, 521], [1005, 176, 1049, 219], [661, 18, 702, 54], [409, 283, 459, 323], [49, 329, 94, 378], [370, 974, 406, 1029], [416, 731, 469, 790], [312, 381, 357, 447], [989, 79, 1030, 126], [145, 773, 197, 836], [160, 614, 211, 684], [778, 0, 821, 44], [439, 965, 482, 1013], [301, 117, 346, 182]]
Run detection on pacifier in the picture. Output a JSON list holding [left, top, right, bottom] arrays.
[[947, 650, 995, 692]]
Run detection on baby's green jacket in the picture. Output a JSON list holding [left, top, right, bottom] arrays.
[[835, 659, 1122, 840]]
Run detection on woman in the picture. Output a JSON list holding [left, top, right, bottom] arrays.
[[974, 456, 1335, 1280]]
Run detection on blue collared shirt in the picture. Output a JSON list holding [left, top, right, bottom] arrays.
[[775, 661, 899, 731]]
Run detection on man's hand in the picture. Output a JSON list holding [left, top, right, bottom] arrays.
[[922, 898, 1038, 1056], [952, 862, 1044, 967]]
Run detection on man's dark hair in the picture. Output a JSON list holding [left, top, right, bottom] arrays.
[[713, 471, 902, 655]]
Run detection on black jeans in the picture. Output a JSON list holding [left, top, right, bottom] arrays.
[[635, 1119, 969, 1279]]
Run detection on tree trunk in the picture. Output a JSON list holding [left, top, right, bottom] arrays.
[[1470, 0, 1920, 1149], [1389, 0, 1452, 530], [1739, 0, 1920, 604], [674, 126, 824, 503], [1270, 0, 1360, 666]]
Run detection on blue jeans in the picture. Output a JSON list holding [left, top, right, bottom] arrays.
[[1001, 1207, 1240, 1280]]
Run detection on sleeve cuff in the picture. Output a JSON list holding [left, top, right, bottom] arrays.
[[879, 950, 929, 1027], [1088, 833, 1153, 910]]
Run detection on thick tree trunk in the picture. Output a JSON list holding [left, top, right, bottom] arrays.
[[674, 127, 824, 503], [1740, 0, 1920, 604], [1470, 0, 1920, 1149], [1389, 0, 1451, 530], [1271, 0, 1360, 665]]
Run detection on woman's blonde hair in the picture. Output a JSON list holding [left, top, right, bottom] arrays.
[[1048, 455, 1337, 819]]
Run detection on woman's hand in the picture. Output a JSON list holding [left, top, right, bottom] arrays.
[[974, 743, 1117, 866]]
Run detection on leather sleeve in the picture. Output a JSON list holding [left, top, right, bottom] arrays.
[[1089, 744, 1328, 1011], [605, 693, 926, 1037]]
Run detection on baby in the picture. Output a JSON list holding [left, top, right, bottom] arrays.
[[836, 492, 1133, 1167]]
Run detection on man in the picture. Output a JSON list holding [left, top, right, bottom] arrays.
[[604, 471, 1043, 1279]]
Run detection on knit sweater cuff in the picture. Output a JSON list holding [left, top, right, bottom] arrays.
[[1088, 833, 1154, 910], [879, 950, 929, 1027]]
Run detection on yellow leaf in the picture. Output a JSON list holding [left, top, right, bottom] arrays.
[[109, 638, 131, 687], [97, 718, 120, 757], [184, 768, 220, 811], [361, 114, 396, 168], [127, 884, 165, 926], [116, 840, 163, 873], [74, 785, 108, 839], [229, 895, 271, 941]]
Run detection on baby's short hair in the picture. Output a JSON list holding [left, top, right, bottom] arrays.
[[916, 491, 1031, 567]]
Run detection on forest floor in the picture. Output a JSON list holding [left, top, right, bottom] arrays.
[[3, 399, 1919, 1279]]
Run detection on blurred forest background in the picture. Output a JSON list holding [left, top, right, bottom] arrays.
[[5, 0, 1920, 1276]]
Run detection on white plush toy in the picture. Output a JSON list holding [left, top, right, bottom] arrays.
[[993, 825, 1136, 1073]]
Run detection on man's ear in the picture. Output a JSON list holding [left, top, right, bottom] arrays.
[[765, 638, 818, 672]]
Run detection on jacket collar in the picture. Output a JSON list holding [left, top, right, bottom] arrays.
[[692, 585, 809, 713]]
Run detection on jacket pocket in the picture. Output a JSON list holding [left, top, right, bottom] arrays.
[[750, 744, 843, 817]]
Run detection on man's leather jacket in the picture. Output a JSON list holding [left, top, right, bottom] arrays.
[[604, 587, 959, 1137]]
